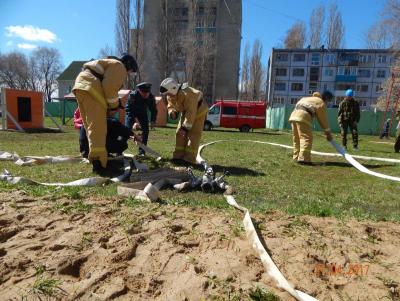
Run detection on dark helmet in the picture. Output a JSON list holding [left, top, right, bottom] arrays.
[[119, 53, 138, 72], [321, 90, 333, 102], [136, 82, 152, 92]]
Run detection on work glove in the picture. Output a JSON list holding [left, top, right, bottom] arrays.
[[169, 110, 178, 120], [133, 122, 141, 131], [326, 132, 333, 141]]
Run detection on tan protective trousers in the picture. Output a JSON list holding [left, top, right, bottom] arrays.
[[291, 121, 313, 162], [174, 104, 208, 164], [74, 90, 108, 168]]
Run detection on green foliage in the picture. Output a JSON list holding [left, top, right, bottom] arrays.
[[249, 286, 280, 301]]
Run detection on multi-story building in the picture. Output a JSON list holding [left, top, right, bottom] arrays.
[[267, 48, 395, 109], [141, 0, 242, 104]]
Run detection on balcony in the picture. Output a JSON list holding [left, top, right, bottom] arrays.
[[335, 75, 356, 82]]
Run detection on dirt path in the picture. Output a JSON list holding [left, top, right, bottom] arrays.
[[0, 191, 399, 300]]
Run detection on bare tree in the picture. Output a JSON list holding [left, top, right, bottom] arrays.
[[376, 57, 400, 110], [239, 42, 250, 101], [284, 21, 306, 49], [153, 1, 180, 83], [382, 0, 400, 48], [31, 47, 63, 102], [0, 51, 31, 90], [309, 4, 325, 48], [131, 0, 144, 81], [183, 1, 216, 101], [365, 21, 391, 49], [115, 0, 131, 55], [249, 39, 264, 101], [98, 44, 115, 58], [325, 2, 345, 49]]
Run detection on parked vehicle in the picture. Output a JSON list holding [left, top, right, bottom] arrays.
[[204, 100, 267, 132]]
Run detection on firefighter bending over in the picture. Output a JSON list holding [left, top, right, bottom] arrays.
[[160, 78, 209, 164], [72, 54, 138, 174], [289, 91, 334, 164]]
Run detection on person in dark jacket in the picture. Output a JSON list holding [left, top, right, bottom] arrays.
[[80, 104, 133, 159], [125, 82, 157, 155], [338, 89, 360, 150]]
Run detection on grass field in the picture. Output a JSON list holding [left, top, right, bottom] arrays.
[[1, 119, 400, 221]]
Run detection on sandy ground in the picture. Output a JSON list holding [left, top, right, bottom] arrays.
[[1, 190, 399, 301]]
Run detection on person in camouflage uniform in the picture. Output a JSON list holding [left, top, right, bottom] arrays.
[[395, 110, 400, 153], [338, 89, 360, 150]]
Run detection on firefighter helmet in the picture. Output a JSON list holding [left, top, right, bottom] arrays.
[[160, 78, 179, 95]]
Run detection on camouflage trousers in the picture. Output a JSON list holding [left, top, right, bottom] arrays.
[[340, 120, 358, 147]]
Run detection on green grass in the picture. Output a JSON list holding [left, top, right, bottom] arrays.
[[1, 119, 400, 221], [30, 265, 64, 298]]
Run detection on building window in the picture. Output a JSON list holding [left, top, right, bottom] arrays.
[[276, 53, 288, 62], [336, 83, 355, 91], [326, 54, 335, 65], [273, 96, 285, 104], [275, 68, 287, 76], [358, 69, 371, 78], [377, 55, 387, 63], [290, 97, 299, 104], [292, 68, 305, 77], [176, 20, 188, 29], [196, 6, 205, 16], [196, 20, 205, 28], [309, 67, 319, 81], [291, 83, 303, 91], [311, 53, 320, 65], [376, 70, 386, 78], [293, 53, 305, 62], [359, 54, 372, 63], [376, 84, 383, 92], [274, 82, 286, 91], [173, 7, 188, 16], [324, 68, 334, 76], [337, 67, 356, 76], [309, 82, 318, 93], [356, 85, 369, 92]]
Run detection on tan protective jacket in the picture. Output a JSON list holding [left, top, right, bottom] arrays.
[[167, 85, 205, 130], [289, 96, 330, 132], [73, 59, 127, 110]]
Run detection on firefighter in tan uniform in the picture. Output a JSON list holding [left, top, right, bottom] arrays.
[[289, 91, 334, 164], [160, 78, 208, 164], [72, 54, 138, 174]]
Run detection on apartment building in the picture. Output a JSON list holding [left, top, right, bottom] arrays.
[[267, 48, 395, 109], [141, 0, 242, 104]]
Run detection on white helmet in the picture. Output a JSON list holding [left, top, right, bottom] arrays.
[[160, 77, 179, 95]]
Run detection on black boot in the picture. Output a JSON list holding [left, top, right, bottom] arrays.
[[92, 160, 107, 176]]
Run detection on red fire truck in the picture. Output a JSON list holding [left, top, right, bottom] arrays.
[[204, 100, 267, 132]]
